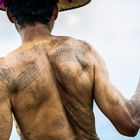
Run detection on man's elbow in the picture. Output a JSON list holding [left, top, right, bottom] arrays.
[[128, 130, 139, 137], [116, 120, 139, 137], [118, 128, 139, 137], [116, 102, 140, 137]]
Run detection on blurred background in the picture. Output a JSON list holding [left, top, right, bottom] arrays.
[[0, 0, 140, 139]]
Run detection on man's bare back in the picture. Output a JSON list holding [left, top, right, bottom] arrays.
[[0, 36, 99, 140], [1, 0, 140, 140]]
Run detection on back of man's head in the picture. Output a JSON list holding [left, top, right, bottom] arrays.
[[6, 0, 59, 27]]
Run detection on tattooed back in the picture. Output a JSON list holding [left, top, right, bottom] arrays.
[[0, 36, 99, 140]]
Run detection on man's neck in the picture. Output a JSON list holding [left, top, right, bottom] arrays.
[[20, 23, 52, 43]]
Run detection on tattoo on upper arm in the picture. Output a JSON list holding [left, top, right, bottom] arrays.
[[0, 63, 40, 93]]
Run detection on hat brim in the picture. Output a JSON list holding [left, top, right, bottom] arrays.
[[0, 0, 91, 12], [58, 0, 91, 11]]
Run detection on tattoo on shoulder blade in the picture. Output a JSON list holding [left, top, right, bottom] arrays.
[[0, 63, 40, 93], [17, 63, 40, 91], [51, 45, 89, 66]]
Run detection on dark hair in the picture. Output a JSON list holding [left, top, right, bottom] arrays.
[[5, 0, 58, 27]]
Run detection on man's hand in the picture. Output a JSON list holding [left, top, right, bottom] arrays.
[[88, 45, 140, 136], [0, 82, 12, 140]]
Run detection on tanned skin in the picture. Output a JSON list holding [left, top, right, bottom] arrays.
[[0, 5, 140, 140]]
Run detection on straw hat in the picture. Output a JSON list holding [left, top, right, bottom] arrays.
[[0, 0, 91, 12]]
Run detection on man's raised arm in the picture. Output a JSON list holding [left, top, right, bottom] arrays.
[[0, 82, 13, 140], [89, 46, 140, 136]]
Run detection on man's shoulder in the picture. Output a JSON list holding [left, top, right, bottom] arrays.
[[55, 35, 93, 51]]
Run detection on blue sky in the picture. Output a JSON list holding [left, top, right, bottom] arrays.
[[0, 0, 140, 140]]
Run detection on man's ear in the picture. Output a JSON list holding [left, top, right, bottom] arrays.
[[6, 10, 16, 23], [51, 5, 59, 21]]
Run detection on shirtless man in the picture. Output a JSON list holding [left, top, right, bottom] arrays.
[[0, 0, 140, 140]]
